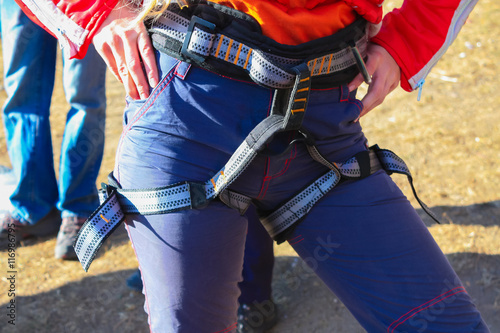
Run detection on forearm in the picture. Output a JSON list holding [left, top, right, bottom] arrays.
[[372, 0, 478, 91], [14, 0, 120, 59]]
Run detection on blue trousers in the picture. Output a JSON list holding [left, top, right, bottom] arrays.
[[115, 52, 489, 332], [0, 0, 107, 223], [238, 206, 274, 306]]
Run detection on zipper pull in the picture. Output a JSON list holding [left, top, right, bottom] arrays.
[[416, 79, 425, 101]]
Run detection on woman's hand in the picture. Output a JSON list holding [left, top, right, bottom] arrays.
[[93, 5, 159, 100], [348, 43, 401, 120]]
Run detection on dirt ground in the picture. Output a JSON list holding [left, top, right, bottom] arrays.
[[0, 1, 499, 332]]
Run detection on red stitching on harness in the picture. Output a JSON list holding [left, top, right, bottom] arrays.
[[213, 321, 237, 333], [387, 287, 466, 333]]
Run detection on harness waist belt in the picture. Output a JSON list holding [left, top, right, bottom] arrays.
[[149, 3, 369, 89]]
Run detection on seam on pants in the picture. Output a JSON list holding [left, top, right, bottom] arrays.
[[115, 67, 178, 179], [257, 143, 297, 199], [288, 234, 304, 245], [124, 222, 155, 333], [347, 94, 363, 112], [387, 286, 467, 333], [213, 321, 237, 333]]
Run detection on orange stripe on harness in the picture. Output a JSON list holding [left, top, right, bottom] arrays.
[[225, 39, 234, 61]]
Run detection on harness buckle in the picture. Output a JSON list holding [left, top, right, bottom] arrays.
[[181, 16, 216, 64], [188, 182, 209, 209]]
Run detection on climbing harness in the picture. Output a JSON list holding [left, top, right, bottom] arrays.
[[74, 3, 439, 271]]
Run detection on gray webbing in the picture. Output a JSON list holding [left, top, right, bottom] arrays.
[[73, 192, 125, 272], [261, 169, 341, 239], [75, 112, 292, 271], [74, 50, 317, 271], [374, 148, 440, 223], [262, 147, 440, 241], [149, 9, 367, 89]]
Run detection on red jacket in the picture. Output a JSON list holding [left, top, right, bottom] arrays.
[[15, 0, 477, 92]]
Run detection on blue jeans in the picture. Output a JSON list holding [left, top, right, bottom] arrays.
[[0, 0, 107, 224], [116, 52, 489, 332]]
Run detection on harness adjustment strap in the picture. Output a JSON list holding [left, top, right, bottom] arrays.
[[219, 190, 252, 215], [370, 145, 440, 224], [353, 150, 371, 179], [264, 145, 440, 243], [281, 62, 311, 131], [73, 188, 125, 272]]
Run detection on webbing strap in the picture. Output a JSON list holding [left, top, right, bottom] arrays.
[[261, 169, 341, 240], [261, 149, 382, 241], [263, 146, 440, 243], [74, 111, 298, 270], [149, 9, 367, 89], [73, 190, 125, 272], [373, 147, 440, 224]]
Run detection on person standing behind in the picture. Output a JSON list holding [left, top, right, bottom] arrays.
[[0, 0, 107, 260]]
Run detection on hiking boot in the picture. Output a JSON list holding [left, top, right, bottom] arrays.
[[54, 216, 86, 260], [237, 300, 278, 333], [0, 208, 61, 242]]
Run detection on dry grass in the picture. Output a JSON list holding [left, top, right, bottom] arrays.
[[0, 1, 499, 332]]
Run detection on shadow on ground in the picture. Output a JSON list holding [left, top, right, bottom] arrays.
[[418, 200, 500, 227], [1, 254, 497, 333], [0, 202, 498, 333]]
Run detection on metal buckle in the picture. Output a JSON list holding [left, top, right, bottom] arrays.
[[188, 182, 209, 209], [181, 16, 216, 63]]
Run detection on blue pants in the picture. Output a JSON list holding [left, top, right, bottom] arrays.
[[115, 52, 489, 332], [0, 0, 107, 223], [238, 206, 274, 305]]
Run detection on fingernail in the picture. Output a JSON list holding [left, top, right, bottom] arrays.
[[149, 77, 158, 88]]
